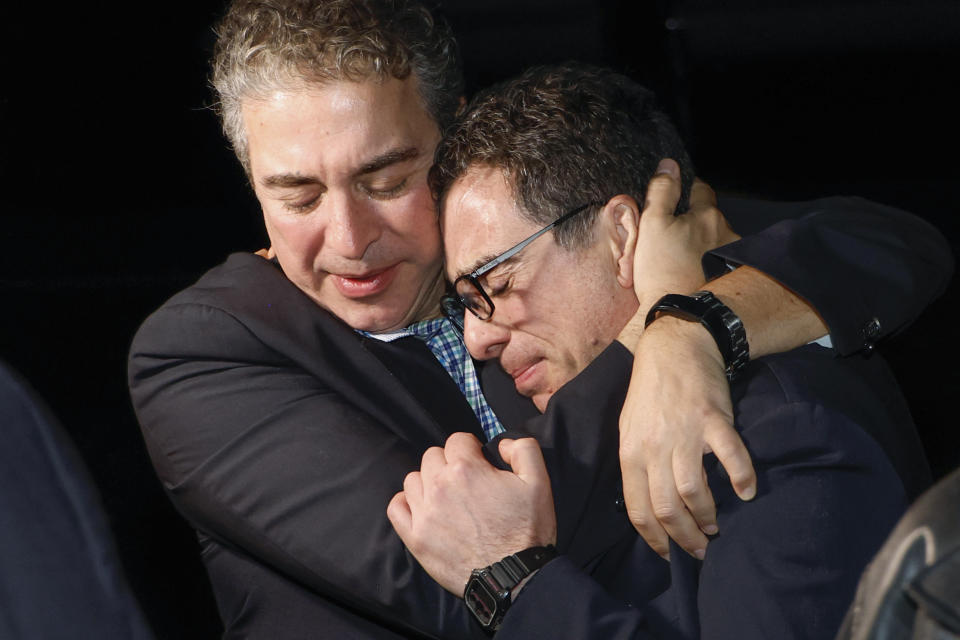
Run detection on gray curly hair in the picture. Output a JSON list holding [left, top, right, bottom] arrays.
[[211, 0, 463, 175]]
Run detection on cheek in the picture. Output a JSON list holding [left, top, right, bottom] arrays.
[[390, 194, 442, 261], [263, 210, 323, 264], [545, 279, 605, 356]]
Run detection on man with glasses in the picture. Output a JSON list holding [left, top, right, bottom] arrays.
[[128, 1, 951, 637], [388, 62, 935, 638]]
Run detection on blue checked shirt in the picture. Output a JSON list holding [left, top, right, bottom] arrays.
[[358, 315, 505, 442]]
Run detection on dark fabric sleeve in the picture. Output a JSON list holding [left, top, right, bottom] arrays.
[[695, 401, 910, 639], [494, 357, 913, 639], [496, 556, 658, 640], [128, 302, 485, 640], [1, 362, 155, 640], [482, 343, 638, 566], [710, 195, 954, 355]]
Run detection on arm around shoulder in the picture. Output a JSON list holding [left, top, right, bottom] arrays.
[[710, 195, 954, 354]]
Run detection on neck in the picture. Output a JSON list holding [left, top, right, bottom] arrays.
[[398, 270, 446, 328]]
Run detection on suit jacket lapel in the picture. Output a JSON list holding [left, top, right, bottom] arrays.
[[361, 336, 484, 442], [209, 254, 477, 447]]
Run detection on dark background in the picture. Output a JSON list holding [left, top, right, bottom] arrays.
[[1, 1, 957, 637]]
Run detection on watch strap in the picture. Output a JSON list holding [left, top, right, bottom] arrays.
[[482, 545, 557, 592], [645, 291, 750, 380], [463, 545, 557, 631], [493, 545, 557, 587]]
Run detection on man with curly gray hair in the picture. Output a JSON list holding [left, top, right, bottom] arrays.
[[208, 0, 463, 332], [127, 1, 951, 637], [211, 0, 463, 177]]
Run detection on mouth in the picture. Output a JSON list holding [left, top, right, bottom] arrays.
[[330, 264, 399, 299], [507, 359, 544, 395]]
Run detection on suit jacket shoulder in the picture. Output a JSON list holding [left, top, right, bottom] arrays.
[[129, 253, 486, 639], [497, 345, 925, 640]]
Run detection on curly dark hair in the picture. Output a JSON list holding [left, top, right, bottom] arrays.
[[212, 0, 463, 175], [432, 62, 694, 249]]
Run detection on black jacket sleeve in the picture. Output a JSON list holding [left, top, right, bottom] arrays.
[[494, 350, 916, 639], [712, 196, 954, 354], [129, 260, 487, 640], [128, 191, 951, 639]]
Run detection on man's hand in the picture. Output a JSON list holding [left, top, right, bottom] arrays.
[[387, 434, 557, 595], [616, 158, 755, 561], [619, 317, 756, 560], [630, 160, 739, 325]]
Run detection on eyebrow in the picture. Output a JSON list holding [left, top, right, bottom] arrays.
[[456, 252, 524, 281], [356, 146, 421, 175], [259, 146, 422, 189], [260, 173, 321, 189]]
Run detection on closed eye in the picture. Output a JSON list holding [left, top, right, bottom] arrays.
[[283, 193, 322, 213], [485, 275, 512, 298], [360, 177, 408, 200]]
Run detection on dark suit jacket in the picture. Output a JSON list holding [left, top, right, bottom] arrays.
[[494, 343, 930, 640], [1, 362, 155, 640], [127, 196, 951, 638]]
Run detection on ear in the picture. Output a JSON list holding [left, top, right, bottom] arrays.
[[598, 194, 641, 290]]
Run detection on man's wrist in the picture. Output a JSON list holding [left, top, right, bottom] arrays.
[[645, 291, 750, 379], [463, 545, 557, 631], [644, 314, 725, 367]]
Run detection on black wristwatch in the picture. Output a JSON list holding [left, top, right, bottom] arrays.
[[645, 290, 750, 380], [463, 545, 557, 631]]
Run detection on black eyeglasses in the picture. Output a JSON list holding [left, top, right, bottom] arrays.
[[445, 202, 600, 324]]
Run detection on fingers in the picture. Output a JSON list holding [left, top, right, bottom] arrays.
[[644, 159, 683, 221], [498, 437, 548, 485], [402, 470, 424, 508], [386, 491, 412, 540], [621, 460, 670, 560], [687, 180, 737, 243], [648, 454, 709, 559], [419, 446, 447, 484], [672, 446, 718, 536], [688, 178, 718, 209], [442, 432, 483, 461], [707, 419, 757, 501]]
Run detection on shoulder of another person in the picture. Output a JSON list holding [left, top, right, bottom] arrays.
[[736, 344, 897, 409], [161, 252, 295, 310], [728, 345, 910, 465], [133, 252, 355, 362]]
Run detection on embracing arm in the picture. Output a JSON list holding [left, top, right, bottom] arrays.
[[128, 296, 485, 639], [405, 353, 913, 640], [709, 193, 953, 354], [497, 396, 909, 640], [388, 432, 663, 640], [616, 160, 952, 559]]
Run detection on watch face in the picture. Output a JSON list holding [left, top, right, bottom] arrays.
[[464, 575, 499, 628]]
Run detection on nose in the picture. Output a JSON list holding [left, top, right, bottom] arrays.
[[326, 193, 381, 260], [463, 312, 510, 361]]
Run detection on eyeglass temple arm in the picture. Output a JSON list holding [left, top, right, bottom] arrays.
[[470, 202, 599, 279]]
